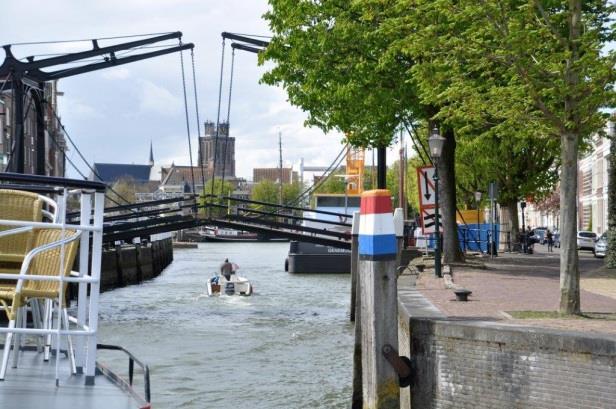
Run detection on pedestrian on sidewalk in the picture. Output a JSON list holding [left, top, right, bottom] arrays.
[[546, 229, 554, 252]]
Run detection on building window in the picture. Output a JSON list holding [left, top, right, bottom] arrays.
[[582, 170, 592, 196]]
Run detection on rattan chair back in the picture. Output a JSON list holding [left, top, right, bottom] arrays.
[[0, 189, 43, 266]]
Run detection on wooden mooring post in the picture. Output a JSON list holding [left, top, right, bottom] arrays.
[[350, 211, 360, 322], [358, 190, 400, 408], [393, 208, 404, 271], [351, 211, 362, 409]]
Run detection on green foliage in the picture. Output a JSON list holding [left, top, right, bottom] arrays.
[[283, 181, 303, 204], [106, 176, 138, 207], [261, 0, 422, 148], [251, 179, 279, 205], [251, 180, 305, 214], [314, 172, 346, 194], [199, 178, 234, 218]]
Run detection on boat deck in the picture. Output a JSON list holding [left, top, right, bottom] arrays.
[[0, 347, 139, 409]]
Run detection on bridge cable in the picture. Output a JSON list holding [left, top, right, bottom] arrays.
[[242, 144, 347, 221], [47, 105, 138, 210], [1, 74, 134, 211], [190, 48, 206, 194], [403, 121, 431, 166], [288, 144, 347, 206], [219, 46, 236, 197], [210, 38, 227, 207], [178, 42, 196, 195], [9, 32, 177, 46]]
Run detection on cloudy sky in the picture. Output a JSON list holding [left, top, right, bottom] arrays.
[[1, 0, 397, 181]]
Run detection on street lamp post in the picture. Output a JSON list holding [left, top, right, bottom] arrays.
[[474, 191, 482, 252], [429, 126, 446, 278], [520, 201, 527, 253]]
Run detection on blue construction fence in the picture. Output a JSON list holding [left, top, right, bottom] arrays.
[[417, 223, 500, 253]]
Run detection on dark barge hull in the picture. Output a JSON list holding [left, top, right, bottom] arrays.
[[287, 241, 350, 274]]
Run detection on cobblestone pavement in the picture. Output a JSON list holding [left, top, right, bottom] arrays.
[[415, 244, 616, 334]]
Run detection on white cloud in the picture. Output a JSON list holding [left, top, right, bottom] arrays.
[[59, 96, 103, 119], [1, 1, 360, 180], [101, 67, 130, 80], [137, 79, 182, 116]]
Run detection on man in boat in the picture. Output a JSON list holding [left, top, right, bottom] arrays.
[[220, 258, 235, 280]]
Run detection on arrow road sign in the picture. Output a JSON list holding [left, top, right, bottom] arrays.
[[421, 207, 442, 234], [423, 172, 431, 201], [417, 166, 436, 207]]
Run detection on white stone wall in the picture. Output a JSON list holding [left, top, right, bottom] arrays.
[[578, 121, 612, 234]]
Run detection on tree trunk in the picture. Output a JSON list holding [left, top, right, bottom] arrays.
[[606, 120, 616, 268], [559, 0, 581, 315], [502, 200, 520, 250], [439, 127, 463, 263], [559, 132, 580, 314]]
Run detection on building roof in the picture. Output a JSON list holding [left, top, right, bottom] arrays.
[[91, 163, 152, 183], [160, 165, 206, 187]]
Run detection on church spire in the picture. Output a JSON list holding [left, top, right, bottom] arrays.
[[148, 141, 154, 166]]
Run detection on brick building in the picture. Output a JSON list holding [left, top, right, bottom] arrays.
[[0, 80, 66, 176], [253, 167, 297, 184], [198, 121, 235, 178]]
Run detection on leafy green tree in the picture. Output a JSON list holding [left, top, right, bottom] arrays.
[[251, 179, 304, 214], [262, 0, 420, 148], [283, 182, 303, 204], [262, 0, 463, 262], [251, 179, 279, 208], [314, 172, 346, 195], [396, 0, 615, 313]]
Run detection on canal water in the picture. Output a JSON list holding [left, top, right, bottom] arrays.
[[97, 242, 353, 408]]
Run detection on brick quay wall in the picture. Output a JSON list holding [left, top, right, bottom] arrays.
[[398, 277, 616, 409]]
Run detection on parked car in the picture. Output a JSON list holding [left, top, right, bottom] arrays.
[[531, 227, 548, 244], [577, 231, 597, 251], [553, 231, 560, 248], [594, 233, 607, 258]]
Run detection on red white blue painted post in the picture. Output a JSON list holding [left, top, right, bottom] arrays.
[[359, 190, 400, 408]]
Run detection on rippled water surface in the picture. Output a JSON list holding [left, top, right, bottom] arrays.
[[97, 242, 353, 408]]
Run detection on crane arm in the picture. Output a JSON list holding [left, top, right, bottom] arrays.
[[221, 32, 269, 48], [0, 32, 186, 77], [231, 43, 263, 54], [41, 43, 194, 81]]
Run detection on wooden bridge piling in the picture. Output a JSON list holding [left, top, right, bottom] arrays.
[[350, 211, 362, 409], [358, 190, 400, 409]]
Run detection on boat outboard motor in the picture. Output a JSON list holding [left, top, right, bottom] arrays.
[[225, 282, 235, 295]]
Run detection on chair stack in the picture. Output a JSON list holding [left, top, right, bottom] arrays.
[[0, 189, 79, 380]]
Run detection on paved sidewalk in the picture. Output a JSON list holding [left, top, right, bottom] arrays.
[[414, 245, 616, 334]]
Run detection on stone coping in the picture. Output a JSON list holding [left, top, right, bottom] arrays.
[[398, 276, 616, 357]]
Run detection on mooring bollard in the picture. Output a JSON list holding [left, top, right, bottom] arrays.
[[359, 190, 400, 409]]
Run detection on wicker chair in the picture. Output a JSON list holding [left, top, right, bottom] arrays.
[[0, 228, 80, 380], [0, 189, 58, 274]]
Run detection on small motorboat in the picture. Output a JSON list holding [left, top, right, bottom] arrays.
[[207, 273, 253, 296]]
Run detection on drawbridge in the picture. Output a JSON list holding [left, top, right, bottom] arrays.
[[0, 31, 357, 250], [0, 173, 352, 249]]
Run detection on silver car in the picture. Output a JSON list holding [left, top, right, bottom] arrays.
[[594, 233, 607, 258], [577, 231, 597, 251]]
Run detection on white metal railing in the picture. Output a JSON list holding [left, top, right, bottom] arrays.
[[0, 187, 105, 385]]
